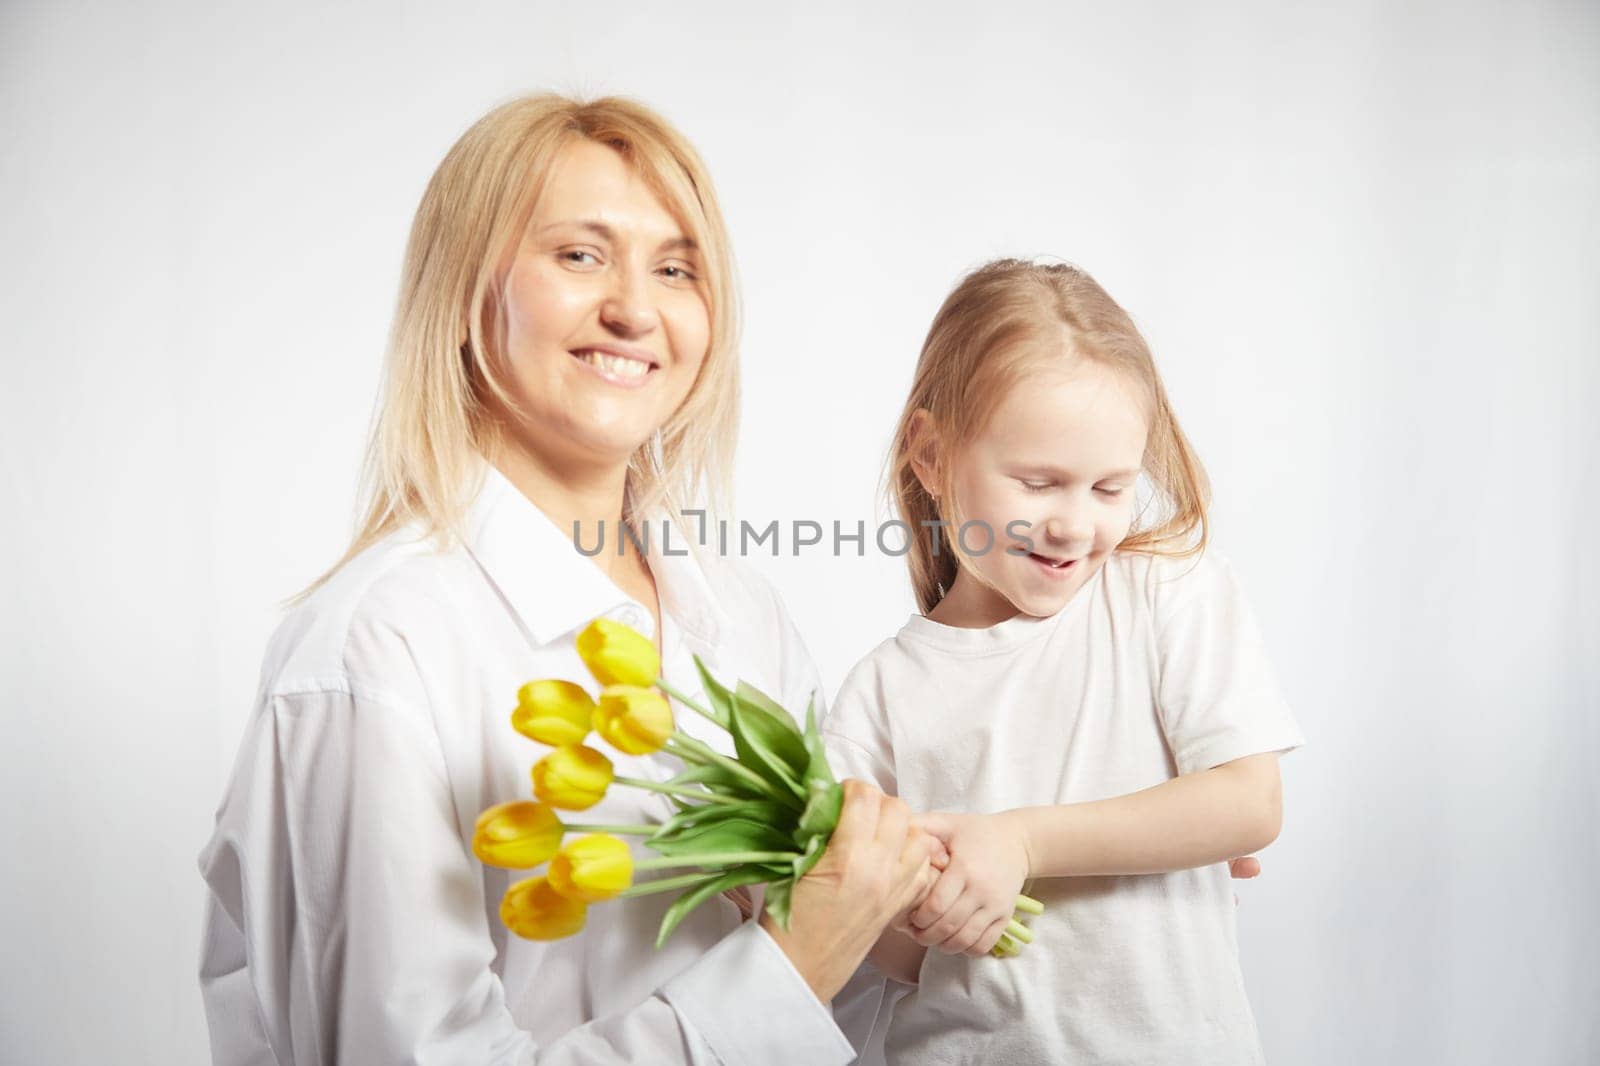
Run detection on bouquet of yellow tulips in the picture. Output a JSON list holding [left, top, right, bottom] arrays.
[[473, 618, 1043, 957]]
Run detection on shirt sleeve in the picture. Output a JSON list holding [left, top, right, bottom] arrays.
[[197, 678, 854, 1066], [819, 663, 900, 797], [1153, 553, 1307, 775]]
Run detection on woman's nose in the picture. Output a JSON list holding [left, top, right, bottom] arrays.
[[598, 265, 659, 337]]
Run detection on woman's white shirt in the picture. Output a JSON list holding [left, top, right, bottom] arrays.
[[197, 464, 854, 1065]]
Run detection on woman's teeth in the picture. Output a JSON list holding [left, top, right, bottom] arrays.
[[1032, 553, 1073, 569], [575, 350, 651, 379]]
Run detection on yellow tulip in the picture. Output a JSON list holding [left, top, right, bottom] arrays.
[[548, 834, 634, 902], [532, 744, 614, 810], [594, 685, 675, 755], [576, 618, 660, 688], [501, 874, 587, 941], [472, 801, 565, 869], [512, 680, 595, 746]]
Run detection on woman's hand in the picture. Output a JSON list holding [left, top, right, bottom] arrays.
[[759, 780, 945, 1001]]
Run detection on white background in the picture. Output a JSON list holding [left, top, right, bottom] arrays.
[[3, 2, 1596, 1063]]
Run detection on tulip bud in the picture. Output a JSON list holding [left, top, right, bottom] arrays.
[[501, 874, 588, 941], [576, 618, 660, 688], [472, 801, 565, 869], [548, 834, 634, 902], [594, 685, 675, 755], [532, 744, 614, 810], [512, 680, 595, 747]]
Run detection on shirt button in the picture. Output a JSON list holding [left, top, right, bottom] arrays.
[[619, 606, 644, 628]]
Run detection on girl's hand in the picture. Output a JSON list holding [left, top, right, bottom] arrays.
[[1229, 856, 1261, 879], [760, 780, 945, 1001], [901, 811, 1029, 958]]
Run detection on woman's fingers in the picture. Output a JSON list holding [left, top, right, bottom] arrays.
[[1228, 856, 1261, 879], [833, 780, 883, 854], [874, 793, 911, 850]]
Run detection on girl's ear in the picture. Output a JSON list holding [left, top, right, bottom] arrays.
[[906, 408, 944, 500]]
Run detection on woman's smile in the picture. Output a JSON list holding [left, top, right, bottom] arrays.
[[569, 342, 661, 389]]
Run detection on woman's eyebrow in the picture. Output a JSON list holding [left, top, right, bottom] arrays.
[[534, 219, 697, 254]]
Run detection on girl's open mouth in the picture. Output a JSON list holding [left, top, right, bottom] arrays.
[[1028, 553, 1080, 577]]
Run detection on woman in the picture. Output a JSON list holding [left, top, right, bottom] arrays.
[[197, 94, 942, 1065]]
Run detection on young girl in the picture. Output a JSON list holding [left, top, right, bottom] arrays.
[[823, 259, 1305, 1064]]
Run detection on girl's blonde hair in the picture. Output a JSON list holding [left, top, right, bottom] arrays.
[[299, 94, 739, 600], [889, 258, 1210, 614]]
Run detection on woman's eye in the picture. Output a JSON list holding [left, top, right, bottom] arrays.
[[560, 249, 600, 266], [658, 263, 698, 282]]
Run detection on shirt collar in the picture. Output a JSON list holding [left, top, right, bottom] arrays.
[[462, 461, 730, 650]]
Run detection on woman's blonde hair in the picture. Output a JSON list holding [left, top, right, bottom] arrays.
[[299, 93, 739, 600], [889, 258, 1210, 614]]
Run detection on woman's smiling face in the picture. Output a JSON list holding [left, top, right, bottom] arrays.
[[497, 139, 711, 472]]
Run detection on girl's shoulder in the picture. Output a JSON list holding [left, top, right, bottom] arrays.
[[1105, 547, 1252, 627]]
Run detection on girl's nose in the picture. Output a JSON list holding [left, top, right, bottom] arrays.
[[599, 266, 659, 337], [1043, 510, 1094, 549]]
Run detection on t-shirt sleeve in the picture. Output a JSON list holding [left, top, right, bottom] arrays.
[[1152, 553, 1306, 775], [819, 659, 900, 797]]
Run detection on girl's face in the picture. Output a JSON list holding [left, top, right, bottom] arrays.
[[939, 358, 1150, 624], [497, 139, 711, 474]]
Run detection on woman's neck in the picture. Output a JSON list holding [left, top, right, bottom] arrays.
[[490, 439, 638, 585]]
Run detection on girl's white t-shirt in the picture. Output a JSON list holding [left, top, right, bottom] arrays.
[[822, 550, 1306, 1066]]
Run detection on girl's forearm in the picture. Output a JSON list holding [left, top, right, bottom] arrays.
[[868, 927, 928, 985], [1000, 753, 1283, 877]]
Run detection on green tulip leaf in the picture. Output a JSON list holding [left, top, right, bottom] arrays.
[[669, 761, 754, 795], [795, 778, 844, 846], [690, 656, 734, 731], [647, 816, 796, 858], [764, 876, 796, 932], [792, 832, 827, 881], [657, 865, 768, 948], [728, 690, 808, 799], [801, 695, 837, 790], [653, 798, 793, 841]]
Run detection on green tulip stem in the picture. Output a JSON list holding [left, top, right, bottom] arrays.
[[1014, 893, 1044, 915], [613, 774, 715, 802], [655, 678, 729, 732], [564, 822, 659, 836], [1005, 918, 1034, 944], [664, 734, 803, 809], [992, 932, 1021, 957], [618, 870, 725, 899], [634, 850, 799, 872], [661, 734, 713, 766]]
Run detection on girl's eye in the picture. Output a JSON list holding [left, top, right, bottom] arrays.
[[1019, 480, 1052, 493], [559, 249, 601, 266], [1096, 486, 1125, 498]]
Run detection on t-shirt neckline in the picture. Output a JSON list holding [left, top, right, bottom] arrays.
[[897, 563, 1106, 656]]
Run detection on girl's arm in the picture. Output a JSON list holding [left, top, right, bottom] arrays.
[[1002, 751, 1283, 877], [867, 927, 929, 985], [905, 753, 1282, 952]]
